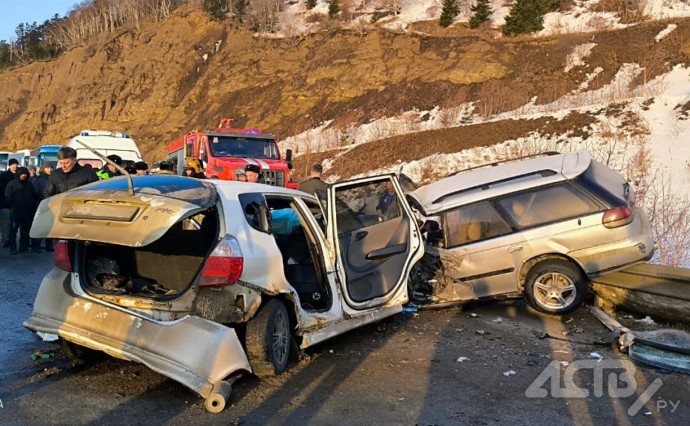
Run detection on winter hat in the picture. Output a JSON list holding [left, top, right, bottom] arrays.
[[134, 161, 148, 171], [245, 164, 261, 174], [16, 167, 29, 178], [8, 158, 18, 166], [107, 155, 122, 165]]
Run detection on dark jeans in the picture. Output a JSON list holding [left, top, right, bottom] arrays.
[[32, 238, 52, 250], [0, 208, 10, 243], [9, 218, 31, 251]]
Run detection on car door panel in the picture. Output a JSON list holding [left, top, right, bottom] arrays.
[[327, 175, 423, 310], [339, 215, 411, 302]]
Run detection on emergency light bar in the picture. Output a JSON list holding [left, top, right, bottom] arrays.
[[80, 130, 130, 138]]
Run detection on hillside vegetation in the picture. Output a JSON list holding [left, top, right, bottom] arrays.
[[0, 4, 688, 176]]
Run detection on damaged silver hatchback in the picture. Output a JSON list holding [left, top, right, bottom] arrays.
[[25, 174, 423, 412]]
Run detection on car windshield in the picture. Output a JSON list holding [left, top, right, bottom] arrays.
[[40, 152, 59, 163], [208, 135, 279, 160]]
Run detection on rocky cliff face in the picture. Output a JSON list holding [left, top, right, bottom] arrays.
[[1, 5, 689, 165]]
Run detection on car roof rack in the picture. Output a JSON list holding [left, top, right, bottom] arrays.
[[445, 151, 562, 178]]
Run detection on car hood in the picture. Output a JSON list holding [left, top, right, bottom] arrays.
[[30, 175, 217, 247]]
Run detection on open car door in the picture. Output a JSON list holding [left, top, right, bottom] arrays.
[[326, 175, 423, 312]]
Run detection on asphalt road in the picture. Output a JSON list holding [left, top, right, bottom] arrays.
[[1, 248, 689, 425]]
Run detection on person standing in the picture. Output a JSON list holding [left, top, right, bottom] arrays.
[[244, 164, 265, 184], [156, 161, 175, 175], [32, 161, 54, 251], [134, 161, 148, 175], [44, 147, 99, 197], [96, 155, 123, 179], [4, 167, 39, 254], [0, 158, 19, 247], [376, 180, 399, 221], [298, 163, 328, 197]]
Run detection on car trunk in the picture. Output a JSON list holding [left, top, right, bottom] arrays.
[[77, 212, 219, 298], [31, 175, 221, 300]]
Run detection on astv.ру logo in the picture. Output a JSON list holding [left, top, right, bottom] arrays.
[[525, 359, 678, 416]]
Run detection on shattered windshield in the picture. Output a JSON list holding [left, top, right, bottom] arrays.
[[208, 135, 279, 160]]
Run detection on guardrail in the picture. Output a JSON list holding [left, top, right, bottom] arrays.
[[591, 263, 690, 324]]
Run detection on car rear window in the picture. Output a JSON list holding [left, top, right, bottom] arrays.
[[497, 184, 600, 228], [576, 160, 627, 207]]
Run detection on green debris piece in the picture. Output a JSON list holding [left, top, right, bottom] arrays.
[[31, 351, 55, 361]]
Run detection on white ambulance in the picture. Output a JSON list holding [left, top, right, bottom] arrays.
[[67, 130, 143, 168]]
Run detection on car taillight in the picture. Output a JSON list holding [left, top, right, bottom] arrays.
[[55, 240, 73, 272], [602, 205, 634, 229], [199, 236, 244, 286]]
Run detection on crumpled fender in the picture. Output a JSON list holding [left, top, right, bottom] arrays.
[[24, 269, 251, 399]]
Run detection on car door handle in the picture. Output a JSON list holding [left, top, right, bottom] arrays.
[[366, 243, 408, 260], [508, 244, 523, 253], [355, 231, 368, 241]]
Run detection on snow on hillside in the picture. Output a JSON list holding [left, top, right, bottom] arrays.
[[280, 0, 690, 188], [277, 0, 690, 37]]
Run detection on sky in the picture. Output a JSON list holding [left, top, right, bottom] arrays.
[[0, 0, 77, 42]]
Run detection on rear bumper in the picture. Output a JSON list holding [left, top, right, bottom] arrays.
[[24, 268, 251, 399]]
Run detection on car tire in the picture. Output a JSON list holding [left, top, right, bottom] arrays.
[[524, 260, 586, 315], [60, 339, 106, 364], [245, 299, 292, 378]]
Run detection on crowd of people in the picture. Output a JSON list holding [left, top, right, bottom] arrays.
[[0, 144, 340, 256], [0, 147, 153, 256]]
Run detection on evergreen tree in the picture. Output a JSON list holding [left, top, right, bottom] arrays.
[[439, 0, 460, 28], [469, 0, 493, 29], [307, 0, 317, 9], [233, 0, 248, 23], [202, 0, 227, 21], [328, 0, 340, 19], [502, 0, 559, 36]]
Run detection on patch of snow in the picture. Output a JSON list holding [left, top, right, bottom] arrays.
[[634, 315, 656, 325], [576, 67, 604, 92], [541, 11, 624, 36], [490, 5, 511, 28], [645, 0, 690, 20], [655, 23, 678, 42], [565, 43, 597, 72]]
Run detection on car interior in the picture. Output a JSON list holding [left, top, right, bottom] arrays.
[[79, 207, 220, 298], [265, 195, 331, 311]]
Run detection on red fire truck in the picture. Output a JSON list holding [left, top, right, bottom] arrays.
[[166, 118, 298, 188]]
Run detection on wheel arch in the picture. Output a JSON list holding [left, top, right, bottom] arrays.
[[251, 293, 301, 342], [517, 253, 587, 293]]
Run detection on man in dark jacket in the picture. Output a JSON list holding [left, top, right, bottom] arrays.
[[0, 158, 19, 247], [298, 163, 328, 198], [5, 167, 39, 254], [44, 147, 99, 197], [32, 161, 54, 251]]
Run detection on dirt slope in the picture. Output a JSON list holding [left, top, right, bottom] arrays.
[[0, 4, 689, 172]]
